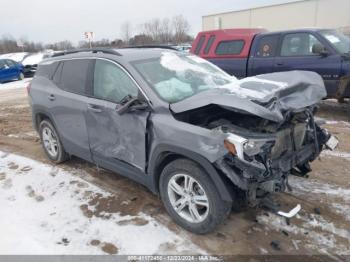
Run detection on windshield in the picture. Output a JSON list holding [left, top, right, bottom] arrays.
[[320, 30, 350, 54], [133, 52, 236, 103]]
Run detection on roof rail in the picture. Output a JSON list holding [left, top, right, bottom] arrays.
[[52, 48, 122, 57], [123, 45, 178, 51]]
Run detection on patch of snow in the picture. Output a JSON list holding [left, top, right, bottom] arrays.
[[0, 78, 32, 90], [332, 203, 350, 222], [290, 177, 350, 202], [259, 247, 268, 254], [7, 131, 38, 139], [161, 52, 216, 76], [321, 150, 350, 161], [304, 214, 350, 240], [0, 52, 29, 62], [257, 212, 350, 255], [22, 53, 45, 66], [0, 151, 204, 255], [325, 120, 339, 125]]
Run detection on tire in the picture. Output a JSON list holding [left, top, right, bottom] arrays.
[[18, 72, 24, 80], [39, 120, 69, 163], [159, 158, 232, 234]]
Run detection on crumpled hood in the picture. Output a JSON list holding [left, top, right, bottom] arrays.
[[170, 71, 327, 123]]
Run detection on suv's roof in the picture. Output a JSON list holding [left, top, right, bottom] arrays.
[[46, 48, 178, 63]]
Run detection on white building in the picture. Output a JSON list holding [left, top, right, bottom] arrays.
[[202, 0, 350, 35]]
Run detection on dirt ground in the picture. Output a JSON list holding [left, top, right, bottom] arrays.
[[0, 83, 349, 257]]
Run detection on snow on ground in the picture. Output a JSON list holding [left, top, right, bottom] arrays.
[[0, 151, 203, 255], [321, 150, 350, 160], [0, 52, 29, 62], [0, 78, 32, 90], [258, 175, 350, 255]]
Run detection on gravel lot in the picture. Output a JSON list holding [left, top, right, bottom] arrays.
[[0, 79, 349, 256]]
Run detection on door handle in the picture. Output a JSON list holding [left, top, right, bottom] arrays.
[[276, 62, 284, 66], [48, 94, 55, 101], [87, 104, 102, 113]]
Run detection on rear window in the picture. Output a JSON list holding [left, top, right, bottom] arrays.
[[36, 62, 59, 79], [255, 35, 280, 57], [57, 60, 91, 95], [194, 35, 206, 55], [203, 36, 216, 54], [215, 40, 245, 55]]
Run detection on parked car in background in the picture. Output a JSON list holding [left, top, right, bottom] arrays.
[[191, 28, 350, 102], [29, 48, 337, 233], [0, 58, 24, 83], [22, 52, 52, 77], [172, 44, 192, 52]]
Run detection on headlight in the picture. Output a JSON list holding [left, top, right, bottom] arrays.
[[224, 134, 247, 159], [244, 139, 274, 156], [225, 133, 274, 159]]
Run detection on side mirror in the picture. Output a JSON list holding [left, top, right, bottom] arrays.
[[116, 96, 150, 115], [312, 43, 328, 57]]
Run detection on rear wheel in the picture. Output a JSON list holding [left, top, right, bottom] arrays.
[[18, 72, 24, 80], [39, 120, 68, 163], [159, 159, 231, 234]]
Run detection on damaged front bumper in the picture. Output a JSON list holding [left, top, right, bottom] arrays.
[[215, 126, 338, 206]]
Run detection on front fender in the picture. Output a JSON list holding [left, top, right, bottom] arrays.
[[148, 144, 233, 202]]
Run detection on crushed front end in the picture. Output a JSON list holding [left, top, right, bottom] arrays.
[[214, 107, 337, 206]]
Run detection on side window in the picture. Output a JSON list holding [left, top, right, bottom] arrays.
[[93, 60, 138, 103], [52, 62, 63, 84], [281, 33, 323, 57], [203, 36, 216, 54], [36, 62, 59, 79], [6, 60, 15, 67], [215, 40, 245, 55], [255, 35, 280, 57], [194, 35, 206, 55], [0, 60, 6, 69], [60, 60, 90, 94]]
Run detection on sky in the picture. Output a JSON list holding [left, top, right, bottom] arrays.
[[0, 0, 300, 44]]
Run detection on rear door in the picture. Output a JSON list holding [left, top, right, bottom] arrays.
[[274, 32, 342, 96], [0, 60, 13, 81], [5, 60, 19, 78], [248, 34, 280, 76], [49, 59, 93, 161], [85, 59, 150, 171]]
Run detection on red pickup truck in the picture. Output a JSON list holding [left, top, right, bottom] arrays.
[[190, 28, 350, 101]]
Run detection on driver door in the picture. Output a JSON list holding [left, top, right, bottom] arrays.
[[85, 59, 150, 172], [274, 32, 342, 96]]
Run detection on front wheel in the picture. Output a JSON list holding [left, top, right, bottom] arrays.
[[159, 159, 231, 234]]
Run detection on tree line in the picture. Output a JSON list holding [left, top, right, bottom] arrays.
[[0, 15, 193, 54]]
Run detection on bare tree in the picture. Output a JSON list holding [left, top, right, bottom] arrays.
[[0, 34, 44, 54], [129, 34, 154, 46], [172, 15, 190, 44], [46, 40, 74, 51], [121, 21, 132, 45], [159, 18, 172, 43]]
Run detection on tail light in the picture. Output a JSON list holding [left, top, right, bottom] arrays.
[[26, 82, 31, 95]]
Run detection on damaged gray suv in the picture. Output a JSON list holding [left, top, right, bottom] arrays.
[[29, 47, 338, 234]]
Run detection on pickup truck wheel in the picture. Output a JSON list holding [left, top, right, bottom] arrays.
[[159, 158, 231, 234], [39, 120, 68, 163]]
